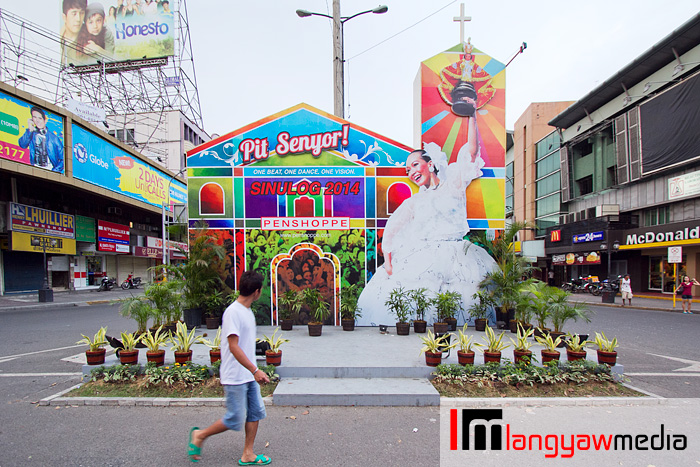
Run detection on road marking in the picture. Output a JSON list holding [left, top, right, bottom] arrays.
[[0, 357, 18, 363], [0, 344, 85, 361], [647, 353, 700, 372], [627, 372, 700, 377], [0, 372, 82, 377]]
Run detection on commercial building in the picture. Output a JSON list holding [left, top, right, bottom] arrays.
[[0, 82, 187, 295], [545, 13, 700, 294]]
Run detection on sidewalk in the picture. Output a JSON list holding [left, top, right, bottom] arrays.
[[567, 290, 698, 312], [0, 287, 145, 311]]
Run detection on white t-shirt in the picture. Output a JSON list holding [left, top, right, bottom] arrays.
[[620, 277, 632, 293], [220, 301, 257, 385]]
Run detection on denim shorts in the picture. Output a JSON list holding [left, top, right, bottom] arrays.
[[682, 294, 692, 300], [222, 381, 266, 431]]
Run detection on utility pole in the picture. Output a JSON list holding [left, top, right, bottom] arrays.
[[332, 0, 343, 118]]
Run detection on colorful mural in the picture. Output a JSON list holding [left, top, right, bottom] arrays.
[[188, 85, 505, 325]]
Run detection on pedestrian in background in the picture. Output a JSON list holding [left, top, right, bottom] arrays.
[[548, 270, 555, 286], [620, 274, 633, 306], [188, 270, 271, 465], [676, 276, 700, 314]]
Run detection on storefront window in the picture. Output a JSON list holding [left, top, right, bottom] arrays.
[[86, 256, 102, 286], [648, 256, 686, 293]]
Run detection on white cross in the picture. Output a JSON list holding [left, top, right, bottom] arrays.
[[453, 3, 471, 44]]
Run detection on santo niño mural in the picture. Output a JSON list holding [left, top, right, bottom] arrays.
[[188, 41, 505, 327]]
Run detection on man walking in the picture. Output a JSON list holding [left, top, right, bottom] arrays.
[[620, 274, 633, 307], [188, 271, 271, 465]]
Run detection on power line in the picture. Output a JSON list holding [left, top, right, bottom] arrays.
[[346, 0, 459, 62]]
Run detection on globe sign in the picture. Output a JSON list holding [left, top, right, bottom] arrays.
[[73, 143, 88, 163]]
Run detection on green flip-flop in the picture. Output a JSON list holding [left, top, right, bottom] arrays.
[[238, 454, 271, 465], [188, 427, 201, 463]]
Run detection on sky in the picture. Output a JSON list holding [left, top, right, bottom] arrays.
[[1, 1, 699, 147]]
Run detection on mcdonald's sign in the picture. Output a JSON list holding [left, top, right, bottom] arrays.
[[550, 230, 562, 242]]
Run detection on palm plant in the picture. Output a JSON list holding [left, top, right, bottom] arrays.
[[279, 289, 303, 320], [410, 288, 432, 322], [340, 284, 363, 321], [119, 296, 154, 334], [303, 288, 331, 324], [520, 281, 553, 331], [433, 290, 462, 323], [547, 287, 592, 333], [144, 280, 181, 325], [467, 290, 493, 320]]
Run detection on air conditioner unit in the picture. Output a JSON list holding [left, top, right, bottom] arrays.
[[107, 207, 122, 216]]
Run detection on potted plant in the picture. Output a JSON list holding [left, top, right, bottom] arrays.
[[77, 326, 108, 365], [119, 296, 153, 335], [509, 324, 534, 364], [386, 286, 412, 335], [590, 332, 619, 365], [419, 330, 456, 367], [456, 324, 482, 365], [340, 284, 362, 332], [166, 224, 225, 329], [535, 332, 562, 363], [118, 331, 143, 365], [203, 290, 226, 329], [522, 281, 552, 338], [259, 328, 290, 366], [202, 326, 223, 364], [476, 221, 537, 332], [467, 290, 492, 332], [303, 288, 331, 337], [278, 289, 302, 331], [410, 288, 431, 333], [565, 332, 588, 361], [547, 287, 592, 344], [144, 280, 182, 332], [141, 325, 169, 366], [481, 326, 509, 363], [433, 290, 462, 333], [169, 321, 203, 363]]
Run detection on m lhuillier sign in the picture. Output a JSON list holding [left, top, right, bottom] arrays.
[[626, 226, 700, 245]]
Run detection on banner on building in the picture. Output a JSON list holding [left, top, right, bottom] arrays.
[[97, 220, 129, 253], [0, 91, 65, 173], [9, 203, 75, 239], [75, 215, 96, 242], [59, 0, 174, 68], [552, 252, 601, 266], [71, 124, 186, 208], [11, 231, 76, 255]]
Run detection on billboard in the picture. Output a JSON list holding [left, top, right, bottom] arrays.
[[187, 102, 505, 327], [9, 203, 76, 255], [0, 90, 65, 173], [71, 124, 187, 208], [60, 0, 174, 67]]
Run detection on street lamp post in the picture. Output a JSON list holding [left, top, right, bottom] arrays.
[[600, 239, 620, 282], [296, 2, 388, 118]]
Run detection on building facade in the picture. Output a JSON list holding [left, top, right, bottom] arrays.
[[0, 82, 187, 294], [546, 13, 700, 293]]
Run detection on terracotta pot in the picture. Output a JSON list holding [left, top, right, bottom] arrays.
[[146, 350, 165, 366], [209, 350, 221, 364], [433, 322, 449, 334], [413, 320, 427, 333], [445, 317, 458, 332], [457, 350, 475, 366], [205, 316, 221, 329], [174, 350, 193, 364], [308, 323, 323, 337], [597, 350, 618, 366], [566, 349, 587, 362], [280, 319, 294, 331], [265, 350, 282, 366], [396, 322, 410, 335], [483, 351, 502, 364], [474, 319, 487, 332], [513, 349, 533, 364], [541, 349, 561, 364], [425, 351, 443, 367], [86, 349, 106, 366], [119, 349, 139, 365], [341, 319, 355, 331]]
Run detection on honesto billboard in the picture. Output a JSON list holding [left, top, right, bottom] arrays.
[[60, 0, 174, 67]]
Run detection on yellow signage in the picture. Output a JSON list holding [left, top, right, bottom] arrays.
[[12, 232, 76, 255]]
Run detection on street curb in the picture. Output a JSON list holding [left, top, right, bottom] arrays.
[[441, 396, 667, 407]]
